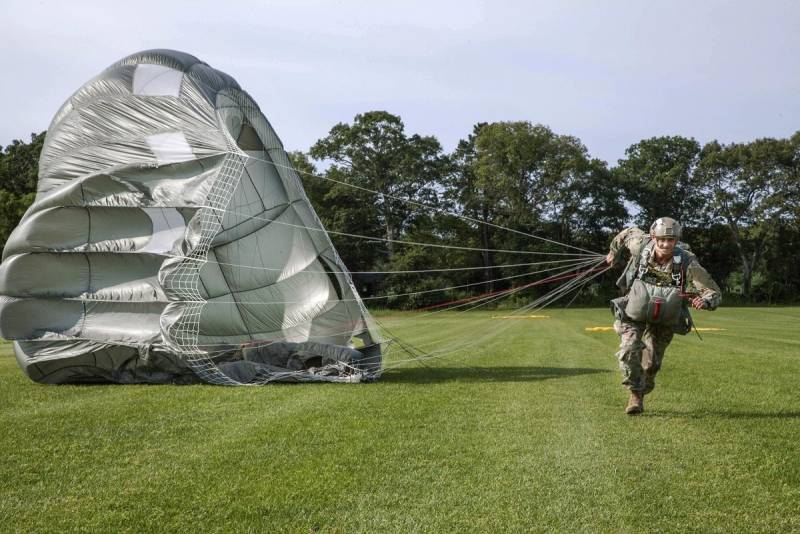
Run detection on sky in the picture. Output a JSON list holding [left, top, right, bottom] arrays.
[[3, 0, 799, 166]]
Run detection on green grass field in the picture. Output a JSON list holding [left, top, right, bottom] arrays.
[[1, 307, 799, 532]]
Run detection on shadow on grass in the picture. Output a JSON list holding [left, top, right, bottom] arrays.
[[381, 365, 610, 384], [648, 410, 800, 420]]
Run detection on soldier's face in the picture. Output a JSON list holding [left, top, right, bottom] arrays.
[[653, 235, 677, 257]]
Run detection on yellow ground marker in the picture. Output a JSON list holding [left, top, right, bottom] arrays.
[[492, 315, 551, 319], [584, 326, 725, 332]]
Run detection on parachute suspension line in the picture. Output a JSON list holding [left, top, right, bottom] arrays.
[[184, 258, 596, 306], [162, 256, 597, 361], [194, 260, 608, 371], [373, 266, 599, 368], [562, 268, 597, 309], [440, 261, 612, 357], [360, 272, 585, 361], [434, 260, 609, 354], [377, 258, 601, 360], [174, 255, 595, 275], [379, 259, 610, 370], [346, 261, 596, 371], [512, 262, 610, 320], [384, 261, 612, 369], [240, 152, 599, 256], [415, 258, 601, 318], [204, 206, 597, 257], [372, 319, 428, 363], [387, 281, 597, 368], [360, 258, 600, 306], [189, 258, 605, 367], [161, 258, 596, 344], [177, 260, 594, 360], [195, 259, 609, 370], [461, 261, 606, 315]]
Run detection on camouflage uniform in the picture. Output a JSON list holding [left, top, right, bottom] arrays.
[[608, 227, 722, 394]]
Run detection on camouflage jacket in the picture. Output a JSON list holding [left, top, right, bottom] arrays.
[[608, 227, 722, 310]]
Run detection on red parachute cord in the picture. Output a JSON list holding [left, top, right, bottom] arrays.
[[416, 265, 608, 312]]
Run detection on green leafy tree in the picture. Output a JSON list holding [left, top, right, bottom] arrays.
[[0, 132, 45, 248], [310, 111, 447, 258], [781, 131, 800, 226], [696, 137, 796, 300], [377, 213, 475, 309], [613, 136, 704, 228], [681, 222, 738, 294], [288, 150, 327, 211], [447, 121, 625, 302], [760, 224, 800, 303], [471, 122, 624, 246], [447, 123, 500, 290]]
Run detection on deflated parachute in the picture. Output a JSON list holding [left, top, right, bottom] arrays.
[[0, 49, 382, 384]]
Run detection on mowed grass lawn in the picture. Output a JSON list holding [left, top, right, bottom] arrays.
[[1, 307, 798, 532]]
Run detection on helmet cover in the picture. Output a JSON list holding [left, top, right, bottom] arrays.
[[650, 217, 682, 239]]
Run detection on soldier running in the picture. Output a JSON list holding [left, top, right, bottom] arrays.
[[605, 217, 722, 415]]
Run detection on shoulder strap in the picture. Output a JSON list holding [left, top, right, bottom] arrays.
[[671, 247, 693, 287], [634, 239, 690, 287], [671, 250, 683, 286], [635, 237, 654, 280]]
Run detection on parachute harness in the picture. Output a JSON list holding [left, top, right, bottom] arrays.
[[635, 240, 685, 289]]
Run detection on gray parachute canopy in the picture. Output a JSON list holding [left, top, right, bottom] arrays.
[[0, 49, 382, 385]]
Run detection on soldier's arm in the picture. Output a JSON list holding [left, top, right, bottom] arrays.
[[607, 227, 646, 265], [685, 256, 722, 310]]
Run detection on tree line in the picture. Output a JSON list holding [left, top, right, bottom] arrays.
[[2, 114, 799, 307]]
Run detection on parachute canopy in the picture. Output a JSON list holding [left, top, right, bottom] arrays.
[[0, 49, 382, 384]]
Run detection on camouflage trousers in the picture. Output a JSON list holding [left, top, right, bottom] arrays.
[[613, 319, 674, 394]]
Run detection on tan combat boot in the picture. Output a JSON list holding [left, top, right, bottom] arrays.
[[625, 391, 644, 415]]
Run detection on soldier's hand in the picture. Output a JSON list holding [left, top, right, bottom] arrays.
[[690, 296, 708, 310], [605, 252, 615, 265]]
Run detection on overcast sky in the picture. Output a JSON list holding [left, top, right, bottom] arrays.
[[3, 0, 799, 165]]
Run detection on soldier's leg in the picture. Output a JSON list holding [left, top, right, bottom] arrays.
[[641, 324, 675, 395], [613, 318, 647, 392]]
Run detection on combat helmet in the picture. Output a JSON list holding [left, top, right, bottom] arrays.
[[650, 217, 682, 240]]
